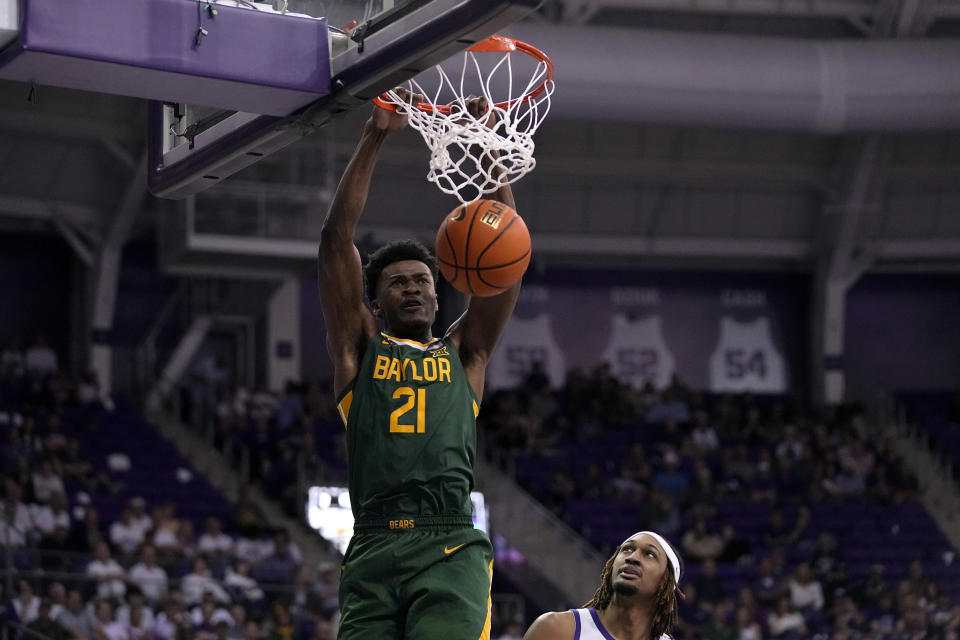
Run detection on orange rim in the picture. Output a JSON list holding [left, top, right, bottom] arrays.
[[371, 35, 554, 114]]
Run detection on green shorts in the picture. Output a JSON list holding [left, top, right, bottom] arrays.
[[337, 520, 494, 640]]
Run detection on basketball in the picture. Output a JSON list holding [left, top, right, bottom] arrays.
[[435, 199, 531, 297]]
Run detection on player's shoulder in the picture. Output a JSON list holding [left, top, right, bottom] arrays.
[[523, 610, 575, 639]]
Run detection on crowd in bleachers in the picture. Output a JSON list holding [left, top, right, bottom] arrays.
[[0, 338, 338, 640], [477, 362, 960, 640], [179, 358, 341, 520], [11, 329, 959, 640], [192, 354, 960, 640]]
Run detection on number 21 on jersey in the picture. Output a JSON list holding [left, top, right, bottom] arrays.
[[390, 387, 425, 433]]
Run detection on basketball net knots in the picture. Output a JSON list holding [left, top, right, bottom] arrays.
[[382, 48, 553, 205]]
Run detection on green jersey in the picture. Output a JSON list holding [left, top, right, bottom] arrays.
[[336, 331, 479, 522]]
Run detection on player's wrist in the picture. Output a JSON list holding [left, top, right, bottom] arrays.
[[364, 117, 393, 136]]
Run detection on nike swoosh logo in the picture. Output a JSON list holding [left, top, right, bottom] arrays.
[[444, 543, 466, 555]]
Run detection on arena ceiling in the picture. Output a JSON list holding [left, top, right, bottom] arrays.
[[1, 0, 959, 277]]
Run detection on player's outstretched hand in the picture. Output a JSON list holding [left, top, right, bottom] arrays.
[[462, 95, 496, 129], [371, 88, 423, 131]]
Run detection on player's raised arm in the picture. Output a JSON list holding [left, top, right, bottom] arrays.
[[448, 97, 523, 398], [318, 103, 408, 395]]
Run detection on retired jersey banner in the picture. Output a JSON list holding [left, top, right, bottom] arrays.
[[484, 269, 809, 393]]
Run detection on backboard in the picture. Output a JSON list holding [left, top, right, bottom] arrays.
[[148, 0, 541, 199]]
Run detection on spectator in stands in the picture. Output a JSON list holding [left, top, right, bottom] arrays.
[[896, 593, 930, 637], [240, 620, 263, 640], [198, 516, 235, 556], [652, 450, 689, 501], [542, 470, 574, 518], [25, 334, 58, 377], [56, 589, 93, 639], [224, 560, 265, 604], [523, 360, 551, 394], [153, 596, 190, 640], [226, 605, 249, 640], [263, 442, 298, 508], [262, 602, 295, 640], [249, 381, 278, 421], [175, 518, 198, 558], [182, 556, 231, 606], [785, 505, 811, 548], [150, 502, 181, 552], [810, 532, 842, 578], [762, 507, 792, 548], [899, 559, 933, 608], [92, 599, 127, 640], [27, 599, 68, 640], [858, 563, 887, 607], [774, 424, 805, 461], [68, 505, 104, 553], [110, 507, 147, 556], [31, 456, 66, 504], [246, 417, 272, 481], [693, 558, 727, 610], [734, 605, 762, 640], [12, 579, 40, 625], [9, 455, 33, 500], [636, 487, 680, 539], [116, 587, 155, 639], [234, 527, 270, 566], [42, 412, 68, 455], [717, 524, 752, 564], [645, 388, 690, 424], [128, 544, 168, 606], [0, 479, 33, 547], [255, 530, 301, 584], [748, 452, 778, 502], [275, 380, 304, 433], [691, 411, 720, 452], [681, 518, 725, 563], [687, 459, 719, 512], [60, 438, 95, 491], [831, 595, 864, 635], [311, 615, 334, 640], [699, 600, 736, 640], [787, 562, 824, 613], [614, 442, 653, 494], [32, 490, 70, 538], [524, 531, 684, 640], [311, 563, 340, 619], [190, 593, 234, 634], [674, 583, 709, 635], [752, 555, 783, 609], [46, 584, 67, 622], [773, 455, 805, 498], [128, 496, 153, 538], [0, 336, 25, 377], [230, 486, 264, 537], [767, 596, 807, 638], [77, 370, 116, 412], [87, 541, 127, 600]]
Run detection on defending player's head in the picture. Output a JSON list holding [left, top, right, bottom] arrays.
[[364, 239, 440, 337], [585, 531, 684, 638]]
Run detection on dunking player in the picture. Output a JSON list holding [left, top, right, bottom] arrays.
[[524, 531, 684, 640], [318, 94, 519, 639]]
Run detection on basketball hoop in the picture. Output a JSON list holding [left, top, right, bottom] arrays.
[[373, 35, 555, 204]]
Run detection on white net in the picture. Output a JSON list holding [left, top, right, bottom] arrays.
[[378, 37, 554, 204]]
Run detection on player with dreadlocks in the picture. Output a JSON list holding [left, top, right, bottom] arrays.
[[523, 531, 684, 640]]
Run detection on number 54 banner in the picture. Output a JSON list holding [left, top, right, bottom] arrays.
[[708, 316, 787, 392]]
